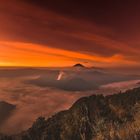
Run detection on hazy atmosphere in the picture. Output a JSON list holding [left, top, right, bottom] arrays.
[[0, 67, 140, 134], [0, 1, 140, 139]]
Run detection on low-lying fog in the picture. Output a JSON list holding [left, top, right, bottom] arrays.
[[0, 67, 140, 134]]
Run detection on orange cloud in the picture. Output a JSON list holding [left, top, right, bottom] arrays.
[[0, 1, 139, 68], [0, 41, 138, 67]]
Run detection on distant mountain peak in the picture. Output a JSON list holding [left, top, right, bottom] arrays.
[[73, 63, 85, 68]]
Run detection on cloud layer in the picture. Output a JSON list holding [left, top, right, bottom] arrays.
[[0, 68, 139, 134]]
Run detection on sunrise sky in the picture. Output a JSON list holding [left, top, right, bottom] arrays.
[[0, 0, 140, 67]]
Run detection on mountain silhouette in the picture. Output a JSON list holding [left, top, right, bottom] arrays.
[[0, 101, 16, 126], [1, 87, 140, 140], [73, 63, 85, 68]]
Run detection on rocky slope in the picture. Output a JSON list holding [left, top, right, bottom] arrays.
[[1, 87, 140, 140]]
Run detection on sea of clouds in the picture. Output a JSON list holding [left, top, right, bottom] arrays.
[[0, 68, 139, 134]]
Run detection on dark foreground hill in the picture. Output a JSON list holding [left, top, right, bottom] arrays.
[[0, 101, 16, 126], [1, 87, 140, 140]]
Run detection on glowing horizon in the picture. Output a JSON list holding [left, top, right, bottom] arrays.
[[0, 40, 139, 68]]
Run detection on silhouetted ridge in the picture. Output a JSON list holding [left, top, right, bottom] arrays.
[[1, 87, 140, 140], [0, 101, 16, 126], [73, 63, 85, 68]]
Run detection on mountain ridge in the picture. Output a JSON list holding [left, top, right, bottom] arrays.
[[1, 87, 140, 140]]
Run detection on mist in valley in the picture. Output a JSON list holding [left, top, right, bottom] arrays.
[[0, 66, 139, 134]]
